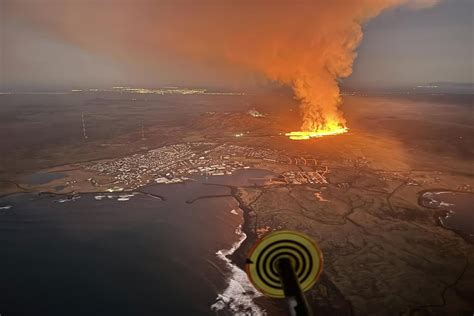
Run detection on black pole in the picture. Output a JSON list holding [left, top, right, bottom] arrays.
[[276, 257, 313, 316]]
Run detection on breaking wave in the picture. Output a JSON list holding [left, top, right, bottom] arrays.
[[211, 222, 266, 315]]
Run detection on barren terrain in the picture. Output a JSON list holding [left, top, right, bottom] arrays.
[[1, 92, 473, 315]]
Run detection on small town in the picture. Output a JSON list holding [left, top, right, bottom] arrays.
[[84, 142, 330, 189]]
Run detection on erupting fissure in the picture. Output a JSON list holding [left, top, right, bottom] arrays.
[[286, 82, 349, 140], [286, 114, 349, 140], [285, 127, 348, 140]]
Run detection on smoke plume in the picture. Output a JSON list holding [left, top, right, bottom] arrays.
[[6, 0, 437, 132]]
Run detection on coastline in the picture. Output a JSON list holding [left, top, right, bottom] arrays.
[[418, 189, 474, 243], [225, 186, 290, 315], [0, 169, 278, 315], [210, 222, 265, 315], [6, 167, 473, 314], [228, 186, 257, 270]]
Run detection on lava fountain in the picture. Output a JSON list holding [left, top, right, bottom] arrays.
[[285, 77, 350, 140], [286, 115, 349, 140], [285, 127, 348, 140]]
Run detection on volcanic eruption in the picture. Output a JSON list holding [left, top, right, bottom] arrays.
[[7, 0, 437, 140]]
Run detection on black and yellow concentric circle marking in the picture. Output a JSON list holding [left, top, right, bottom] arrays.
[[245, 230, 323, 298]]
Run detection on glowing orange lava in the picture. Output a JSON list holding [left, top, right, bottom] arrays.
[[285, 126, 348, 140]]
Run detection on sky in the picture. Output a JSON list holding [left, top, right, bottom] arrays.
[[1, 0, 472, 91], [345, 0, 473, 88]]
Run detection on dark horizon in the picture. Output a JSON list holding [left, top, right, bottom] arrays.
[[2, 81, 473, 95]]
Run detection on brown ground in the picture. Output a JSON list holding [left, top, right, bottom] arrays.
[[233, 168, 473, 315], [1, 92, 473, 315]]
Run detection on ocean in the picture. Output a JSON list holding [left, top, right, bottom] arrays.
[[0, 170, 276, 315]]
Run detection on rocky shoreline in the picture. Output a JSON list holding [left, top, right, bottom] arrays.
[[225, 166, 474, 315], [418, 189, 474, 244], [3, 166, 473, 315], [228, 184, 355, 315]]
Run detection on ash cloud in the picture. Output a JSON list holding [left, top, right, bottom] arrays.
[[6, 0, 438, 131]]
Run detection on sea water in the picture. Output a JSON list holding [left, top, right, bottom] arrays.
[[0, 170, 275, 315]]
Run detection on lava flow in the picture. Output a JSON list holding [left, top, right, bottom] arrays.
[[286, 127, 348, 140], [286, 116, 349, 140]]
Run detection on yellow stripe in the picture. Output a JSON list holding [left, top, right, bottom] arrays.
[[245, 230, 323, 298]]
